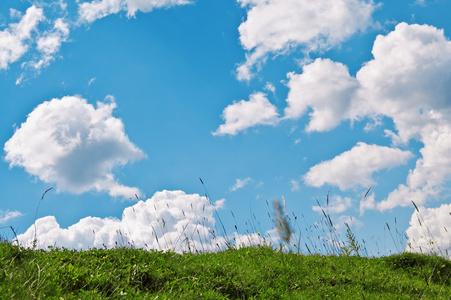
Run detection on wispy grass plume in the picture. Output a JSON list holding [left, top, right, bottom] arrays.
[[272, 199, 292, 247]]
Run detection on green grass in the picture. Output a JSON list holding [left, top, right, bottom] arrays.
[[2, 194, 450, 298], [1, 239, 451, 299]]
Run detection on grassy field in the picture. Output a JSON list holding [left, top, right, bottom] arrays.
[[1, 239, 451, 299], [2, 195, 450, 299]]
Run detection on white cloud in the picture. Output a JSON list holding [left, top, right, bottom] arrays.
[[405, 204, 451, 256], [378, 125, 451, 210], [0, 210, 23, 224], [287, 23, 451, 211], [264, 82, 276, 93], [9, 9, 23, 20], [379, 126, 451, 211], [16, 190, 270, 252], [0, 6, 44, 70], [378, 184, 438, 212], [4, 95, 145, 199], [358, 23, 451, 210], [56, 0, 68, 11], [231, 231, 267, 249], [5, 1, 190, 79], [356, 23, 451, 144], [236, 0, 376, 80], [230, 177, 252, 191], [334, 215, 364, 231], [32, 18, 70, 70], [312, 195, 353, 214], [359, 193, 376, 215], [304, 142, 413, 190], [15, 74, 24, 85], [78, 0, 191, 23], [290, 179, 300, 192], [284, 58, 361, 132], [213, 92, 279, 136]]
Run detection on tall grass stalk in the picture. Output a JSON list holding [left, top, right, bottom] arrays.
[[32, 187, 53, 249]]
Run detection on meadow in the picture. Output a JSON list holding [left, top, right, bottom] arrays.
[[2, 239, 451, 299], [1, 196, 451, 299]]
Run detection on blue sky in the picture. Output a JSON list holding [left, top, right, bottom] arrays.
[[2, 0, 451, 255]]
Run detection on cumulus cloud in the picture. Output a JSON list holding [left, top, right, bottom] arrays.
[[230, 178, 252, 191], [358, 23, 451, 210], [16, 190, 267, 252], [304, 142, 413, 190], [286, 23, 451, 211], [0, 6, 44, 70], [0, 210, 23, 224], [357, 23, 451, 144], [236, 0, 375, 80], [405, 204, 451, 256], [4, 95, 145, 198], [78, 0, 191, 23], [213, 92, 279, 136], [284, 58, 361, 132]]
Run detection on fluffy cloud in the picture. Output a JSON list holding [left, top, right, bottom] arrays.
[[304, 142, 413, 190], [236, 0, 375, 80], [286, 23, 451, 211], [78, 0, 191, 23], [284, 58, 360, 132], [378, 125, 451, 210], [213, 92, 279, 136], [358, 23, 451, 210], [230, 178, 252, 191], [0, 210, 23, 224], [405, 204, 451, 256], [0, 6, 44, 70], [4, 96, 145, 198], [357, 23, 451, 144], [16, 190, 267, 252]]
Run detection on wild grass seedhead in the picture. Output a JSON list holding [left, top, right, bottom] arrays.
[[341, 223, 360, 257], [31, 187, 53, 249], [272, 199, 292, 247]]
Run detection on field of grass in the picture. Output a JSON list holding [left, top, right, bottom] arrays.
[[2, 193, 450, 299], [1, 239, 451, 299]]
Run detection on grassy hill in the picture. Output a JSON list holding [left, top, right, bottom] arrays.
[[1, 240, 451, 299]]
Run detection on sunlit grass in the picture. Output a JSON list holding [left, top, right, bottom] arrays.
[[2, 190, 451, 298], [1, 239, 451, 299]]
